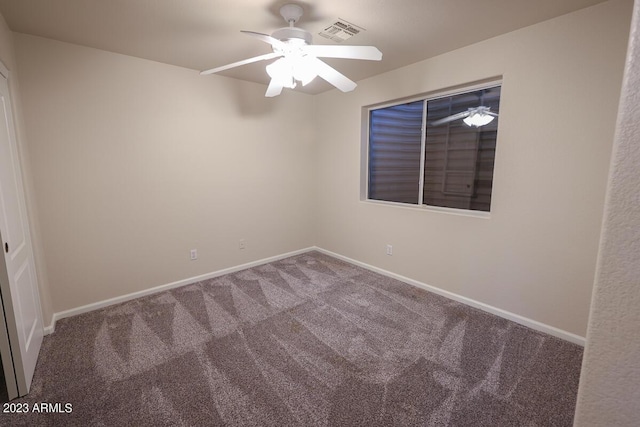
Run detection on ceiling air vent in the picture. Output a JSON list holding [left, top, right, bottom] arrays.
[[319, 19, 365, 43]]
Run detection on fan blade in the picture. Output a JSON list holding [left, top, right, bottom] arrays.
[[241, 30, 286, 50], [309, 57, 357, 92], [200, 52, 282, 75], [428, 110, 472, 126], [304, 45, 382, 61], [265, 78, 284, 97]]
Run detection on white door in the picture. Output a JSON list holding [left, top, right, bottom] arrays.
[[0, 62, 43, 397]]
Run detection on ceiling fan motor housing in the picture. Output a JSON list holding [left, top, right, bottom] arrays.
[[271, 27, 312, 45]]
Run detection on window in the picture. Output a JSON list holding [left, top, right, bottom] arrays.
[[367, 84, 501, 212]]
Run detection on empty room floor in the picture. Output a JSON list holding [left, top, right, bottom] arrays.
[[2, 251, 582, 426]]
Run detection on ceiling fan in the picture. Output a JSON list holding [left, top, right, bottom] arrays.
[[200, 3, 383, 97], [429, 106, 499, 127]]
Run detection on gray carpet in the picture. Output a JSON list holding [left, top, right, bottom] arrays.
[[2, 251, 582, 426]]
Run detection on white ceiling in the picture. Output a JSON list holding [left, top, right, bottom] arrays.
[[0, 0, 608, 94]]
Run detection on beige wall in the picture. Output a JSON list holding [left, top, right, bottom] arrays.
[[314, 0, 631, 337], [575, 0, 640, 424], [0, 16, 53, 323], [6, 0, 632, 338], [14, 34, 316, 319]]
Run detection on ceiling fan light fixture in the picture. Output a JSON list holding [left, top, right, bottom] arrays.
[[462, 106, 496, 127], [463, 112, 495, 127], [266, 58, 296, 88], [266, 55, 317, 87], [292, 56, 317, 86]]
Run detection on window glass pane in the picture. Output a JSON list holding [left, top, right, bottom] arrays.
[[368, 100, 424, 204], [423, 86, 500, 212]]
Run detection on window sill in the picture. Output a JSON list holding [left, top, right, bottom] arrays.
[[361, 199, 491, 219]]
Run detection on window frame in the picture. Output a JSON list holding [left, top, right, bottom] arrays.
[[361, 79, 502, 218]]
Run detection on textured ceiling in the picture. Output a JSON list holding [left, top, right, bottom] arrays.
[[0, 0, 608, 94]]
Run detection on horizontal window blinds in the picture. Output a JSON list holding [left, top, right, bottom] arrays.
[[424, 86, 500, 212], [368, 101, 424, 204]]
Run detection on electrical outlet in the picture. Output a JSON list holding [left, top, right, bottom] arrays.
[[239, 239, 246, 250], [386, 244, 393, 256], [190, 249, 198, 260]]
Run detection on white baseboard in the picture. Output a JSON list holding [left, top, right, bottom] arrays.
[[43, 247, 316, 334], [43, 323, 54, 335], [44, 245, 585, 346], [313, 247, 586, 346]]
